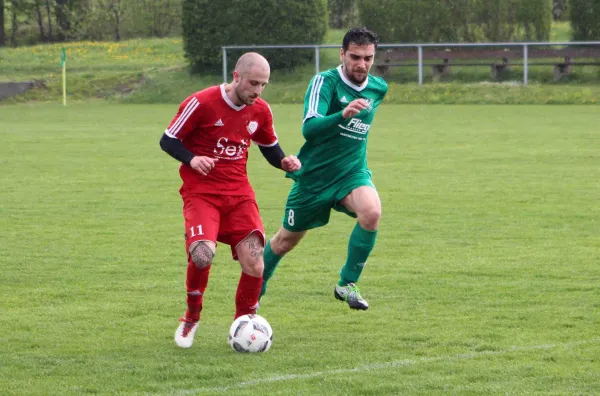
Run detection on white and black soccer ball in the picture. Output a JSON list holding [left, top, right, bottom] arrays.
[[228, 314, 273, 353]]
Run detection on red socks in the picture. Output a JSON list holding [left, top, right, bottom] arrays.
[[184, 262, 211, 322], [184, 264, 262, 321], [234, 272, 263, 319]]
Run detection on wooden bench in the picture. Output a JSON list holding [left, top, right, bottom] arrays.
[[374, 47, 600, 81], [431, 57, 511, 81]]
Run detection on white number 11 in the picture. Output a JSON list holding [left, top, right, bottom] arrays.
[[189, 225, 204, 237]]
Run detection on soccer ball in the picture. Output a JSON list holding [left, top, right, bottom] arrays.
[[228, 314, 273, 353]]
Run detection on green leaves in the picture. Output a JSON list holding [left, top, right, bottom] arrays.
[[358, 0, 553, 43], [182, 0, 328, 74], [570, 0, 600, 40]]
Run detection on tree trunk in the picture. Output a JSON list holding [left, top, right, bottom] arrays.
[[111, 2, 121, 42], [45, 0, 53, 42], [0, 0, 6, 46], [114, 10, 120, 41], [9, 0, 17, 46], [35, 1, 47, 42], [55, 0, 70, 41]]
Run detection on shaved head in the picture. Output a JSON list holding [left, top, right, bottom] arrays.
[[235, 52, 270, 77], [227, 52, 271, 106]]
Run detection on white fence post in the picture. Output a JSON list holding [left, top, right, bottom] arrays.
[[523, 44, 529, 86], [418, 45, 424, 85]]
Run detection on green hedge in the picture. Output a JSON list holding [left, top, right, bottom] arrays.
[[182, 0, 328, 74], [358, 0, 552, 43]]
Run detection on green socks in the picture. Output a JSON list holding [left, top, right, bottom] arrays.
[[339, 223, 378, 286], [261, 224, 377, 298], [260, 240, 282, 298]]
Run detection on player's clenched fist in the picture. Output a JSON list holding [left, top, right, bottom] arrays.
[[190, 156, 219, 176], [281, 155, 301, 173], [342, 98, 369, 119]]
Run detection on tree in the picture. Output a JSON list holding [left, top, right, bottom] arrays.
[[34, 0, 48, 41], [328, 0, 359, 29], [359, 0, 552, 43], [553, 0, 568, 21], [183, 0, 328, 73], [127, 0, 182, 38], [570, 0, 600, 40], [0, 0, 5, 46], [45, 0, 54, 40], [514, 0, 552, 41], [55, 0, 71, 41], [2, 0, 184, 46], [107, 0, 122, 41], [8, 0, 19, 46]]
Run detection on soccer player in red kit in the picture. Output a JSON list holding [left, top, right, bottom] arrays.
[[159, 52, 301, 348]]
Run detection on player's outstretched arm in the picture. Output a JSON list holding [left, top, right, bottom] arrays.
[[258, 143, 301, 172]]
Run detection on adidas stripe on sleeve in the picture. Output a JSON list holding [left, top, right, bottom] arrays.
[[303, 74, 334, 123], [165, 96, 200, 140]]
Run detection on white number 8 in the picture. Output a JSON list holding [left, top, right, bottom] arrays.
[[287, 209, 295, 226]]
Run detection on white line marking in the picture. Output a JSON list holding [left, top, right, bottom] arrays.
[[173, 338, 599, 395]]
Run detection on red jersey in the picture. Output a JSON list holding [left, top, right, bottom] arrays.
[[165, 84, 279, 196]]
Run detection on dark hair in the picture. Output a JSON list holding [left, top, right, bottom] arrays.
[[342, 27, 379, 51]]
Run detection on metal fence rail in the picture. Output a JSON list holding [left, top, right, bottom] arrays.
[[222, 41, 600, 86]]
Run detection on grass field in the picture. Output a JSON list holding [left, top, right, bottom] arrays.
[[1, 103, 599, 395]]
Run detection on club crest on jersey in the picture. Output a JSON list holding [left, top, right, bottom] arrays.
[[246, 121, 258, 135]]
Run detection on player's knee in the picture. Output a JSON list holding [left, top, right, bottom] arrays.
[[244, 259, 264, 277], [240, 252, 264, 278], [271, 231, 301, 255], [189, 241, 214, 269], [237, 233, 264, 275], [358, 206, 381, 231]]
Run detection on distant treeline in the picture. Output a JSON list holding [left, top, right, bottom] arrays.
[[1, 1, 598, 53], [362, 0, 554, 43], [0, 0, 182, 46]]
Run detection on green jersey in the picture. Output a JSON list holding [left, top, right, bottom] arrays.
[[287, 65, 388, 191]]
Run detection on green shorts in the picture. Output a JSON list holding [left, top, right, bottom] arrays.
[[282, 172, 376, 232]]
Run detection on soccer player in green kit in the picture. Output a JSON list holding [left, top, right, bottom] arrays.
[[261, 27, 387, 310]]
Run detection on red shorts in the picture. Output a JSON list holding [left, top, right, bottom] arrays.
[[182, 194, 265, 260]]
